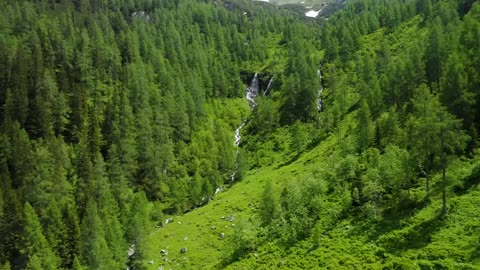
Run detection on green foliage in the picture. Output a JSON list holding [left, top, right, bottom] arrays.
[[1, 0, 480, 269], [21, 202, 60, 270], [228, 220, 259, 262], [289, 121, 308, 155], [259, 180, 277, 226]]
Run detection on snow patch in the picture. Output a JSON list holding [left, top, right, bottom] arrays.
[[305, 10, 321, 17]]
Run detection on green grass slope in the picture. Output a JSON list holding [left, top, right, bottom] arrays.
[[143, 133, 339, 269], [142, 7, 480, 270], [144, 116, 480, 269]]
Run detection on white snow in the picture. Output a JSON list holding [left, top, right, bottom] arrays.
[[305, 10, 321, 17]]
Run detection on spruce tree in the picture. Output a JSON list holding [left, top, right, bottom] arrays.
[[21, 202, 60, 270]]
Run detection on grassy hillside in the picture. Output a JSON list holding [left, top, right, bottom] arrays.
[[144, 124, 480, 269], [142, 3, 480, 268], [143, 133, 338, 269]]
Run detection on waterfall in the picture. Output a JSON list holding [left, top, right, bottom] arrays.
[[234, 121, 246, 147], [246, 73, 259, 109], [317, 66, 324, 111], [264, 75, 274, 96], [231, 73, 259, 182]]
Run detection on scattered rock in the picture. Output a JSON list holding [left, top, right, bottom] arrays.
[[227, 216, 234, 222], [160, 249, 168, 256], [180, 247, 187, 254], [158, 267, 164, 270], [211, 226, 217, 230], [184, 236, 188, 241], [221, 216, 225, 220], [178, 221, 182, 225], [163, 257, 169, 262], [220, 232, 225, 239], [164, 218, 174, 226], [254, 253, 259, 258], [149, 259, 154, 265]]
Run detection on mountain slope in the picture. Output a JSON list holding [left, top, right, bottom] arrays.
[[145, 124, 480, 269], [144, 1, 480, 268]]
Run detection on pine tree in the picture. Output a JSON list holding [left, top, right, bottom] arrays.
[[126, 192, 151, 268], [425, 17, 445, 91], [356, 100, 374, 152], [79, 200, 114, 269], [21, 202, 60, 270], [260, 180, 276, 226], [408, 84, 469, 204]]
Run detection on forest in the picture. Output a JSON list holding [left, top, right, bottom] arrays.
[[0, 0, 479, 269]]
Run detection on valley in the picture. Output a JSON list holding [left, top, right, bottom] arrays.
[[0, 0, 479, 269]]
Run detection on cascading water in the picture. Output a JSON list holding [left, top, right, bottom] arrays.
[[230, 121, 246, 181], [246, 73, 259, 109], [317, 66, 324, 111], [231, 73, 259, 182], [234, 122, 246, 147], [264, 75, 274, 96]]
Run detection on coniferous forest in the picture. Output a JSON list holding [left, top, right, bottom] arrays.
[[1, 0, 480, 269]]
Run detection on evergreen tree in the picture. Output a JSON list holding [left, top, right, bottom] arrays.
[[20, 202, 60, 270], [408, 84, 469, 204], [356, 100, 374, 152], [79, 201, 115, 269], [260, 180, 276, 226]]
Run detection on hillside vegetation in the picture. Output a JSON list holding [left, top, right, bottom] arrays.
[[148, 0, 480, 269], [0, 0, 479, 269]]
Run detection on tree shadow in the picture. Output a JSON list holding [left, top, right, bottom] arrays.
[[469, 234, 480, 263], [349, 195, 428, 243], [381, 212, 443, 253], [453, 162, 480, 195]]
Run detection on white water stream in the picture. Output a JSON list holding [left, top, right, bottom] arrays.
[[230, 73, 261, 181], [317, 66, 324, 111]]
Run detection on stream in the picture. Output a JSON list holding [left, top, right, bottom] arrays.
[[317, 65, 324, 111], [230, 73, 260, 182]]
